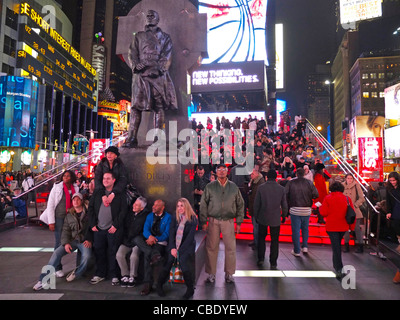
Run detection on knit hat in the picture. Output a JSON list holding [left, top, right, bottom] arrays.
[[104, 146, 120, 156]]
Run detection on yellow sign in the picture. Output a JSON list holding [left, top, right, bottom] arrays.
[[20, 2, 96, 77]]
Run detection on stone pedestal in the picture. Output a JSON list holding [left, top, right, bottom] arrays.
[[119, 147, 194, 214]]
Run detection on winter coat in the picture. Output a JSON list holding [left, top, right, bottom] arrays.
[[320, 191, 355, 232], [61, 207, 91, 246], [94, 157, 129, 196], [40, 182, 79, 225], [342, 181, 365, 219]]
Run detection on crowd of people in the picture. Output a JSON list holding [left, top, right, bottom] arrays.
[[0, 113, 395, 297]]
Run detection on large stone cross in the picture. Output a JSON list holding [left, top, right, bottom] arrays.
[[116, 0, 207, 145]]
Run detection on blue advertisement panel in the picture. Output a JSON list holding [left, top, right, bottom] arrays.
[[0, 76, 38, 148]]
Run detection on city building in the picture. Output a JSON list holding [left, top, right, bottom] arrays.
[[0, 0, 112, 172], [306, 65, 331, 138]]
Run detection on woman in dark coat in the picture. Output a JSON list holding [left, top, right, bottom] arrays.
[[156, 198, 198, 300]]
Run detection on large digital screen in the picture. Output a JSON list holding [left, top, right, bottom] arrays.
[[0, 76, 38, 148], [199, 0, 268, 65], [385, 83, 400, 122], [191, 61, 265, 93], [385, 126, 400, 159]]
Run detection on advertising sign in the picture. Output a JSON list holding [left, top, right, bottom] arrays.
[[88, 139, 108, 177], [385, 126, 400, 159], [358, 137, 383, 182], [0, 76, 38, 148], [191, 61, 265, 93], [199, 0, 268, 65], [340, 0, 382, 24], [384, 83, 400, 124], [349, 115, 385, 157], [92, 44, 106, 92]]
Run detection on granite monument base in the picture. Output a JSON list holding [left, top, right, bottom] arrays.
[[119, 147, 194, 214]]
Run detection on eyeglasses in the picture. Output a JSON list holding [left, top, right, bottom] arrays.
[[216, 167, 227, 171]]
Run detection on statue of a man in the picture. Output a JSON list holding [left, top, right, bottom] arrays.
[[123, 10, 178, 148]]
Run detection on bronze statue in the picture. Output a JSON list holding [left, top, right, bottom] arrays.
[[123, 10, 178, 148]]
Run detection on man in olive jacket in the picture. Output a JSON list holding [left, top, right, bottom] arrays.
[[254, 169, 288, 268], [200, 163, 244, 284]]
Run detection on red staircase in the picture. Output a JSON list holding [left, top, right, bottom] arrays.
[[236, 214, 355, 245]]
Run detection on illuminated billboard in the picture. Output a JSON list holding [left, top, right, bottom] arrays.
[[199, 0, 268, 65], [0, 76, 38, 148], [275, 23, 284, 90], [358, 137, 383, 182], [191, 61, 265, 93], [384, 83, 400, 126], [340, 0, 382, 24], [385, 126, 400, 159], [349, 115, 385, 157]]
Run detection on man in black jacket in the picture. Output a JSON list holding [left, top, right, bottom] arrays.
[[285, 168, 319, 256], [116, 196, 149, 287], [254, 169, 287, 268], [94, 146, 128, 205], [89, 172, 128, 285]]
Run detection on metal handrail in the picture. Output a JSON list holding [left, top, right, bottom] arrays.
[[305, 119, 385, 257], [15, 132, 128, 201]]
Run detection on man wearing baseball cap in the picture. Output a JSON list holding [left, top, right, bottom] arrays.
[[33, 193, 92, 290], [200, 163, 244, 284]]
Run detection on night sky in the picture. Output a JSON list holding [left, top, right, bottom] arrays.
[[275, 0, 339, 116]]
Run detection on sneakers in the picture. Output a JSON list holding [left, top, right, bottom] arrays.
[[33, 281, 43, 291], [120, 276, 136, 287], [127, 277, 136, 287], [302, 247, 308, 254], [55, 270, 65, 278], [206, 274, 215, 283], [291, 250, 301, 257], [66, 270, 76, 282], [225, 273, 235, 283], [90, 276, 105, 285]]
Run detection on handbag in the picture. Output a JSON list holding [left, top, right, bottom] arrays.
[[169, 258, 185, 284], [345, 196, 356, 224]]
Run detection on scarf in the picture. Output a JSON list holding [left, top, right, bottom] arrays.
[[151, 212, 165, 236], [63, 183, 75, 211], [175, 214, 187, 250]]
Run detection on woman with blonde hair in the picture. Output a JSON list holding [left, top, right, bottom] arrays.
[[156, 198, 198, 299]]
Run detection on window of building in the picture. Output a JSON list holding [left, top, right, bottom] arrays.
[[363, 92, 369, 98], [3, 35, 16, 57], [370, 73, 377, 79], [371, 92, 378, 98], [379, 92, 385, 98], [378, 73, 385, 79], [362, 73, 369, 79], [5, 7, 18, 30], [2, 63, 14, 75]]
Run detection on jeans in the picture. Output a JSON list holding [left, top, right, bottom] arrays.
[[327, 231, 345, 273], [54, 217, 65, 271], [290, 215, 309, 253], [39, 241, 92, 281], [93, 228, 118, 278]]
